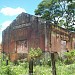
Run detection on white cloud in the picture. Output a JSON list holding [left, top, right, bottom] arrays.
[[0, 7, 26, 16], [0, 21, 12, 31]]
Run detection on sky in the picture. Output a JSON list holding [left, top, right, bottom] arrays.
[[0, 0, 42, 43]]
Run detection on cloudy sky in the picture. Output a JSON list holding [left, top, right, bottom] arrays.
[[0, 0, 42, 43]]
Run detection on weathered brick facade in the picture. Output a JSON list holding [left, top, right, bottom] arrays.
[[0, 44, 2, 53], [2, 12, 75, 61]]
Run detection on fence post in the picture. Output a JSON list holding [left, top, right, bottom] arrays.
[[51, 53, 56, 75], [29, 59, 33, 75], [6, 56, 9, 66], [6, 59, 8, 65]]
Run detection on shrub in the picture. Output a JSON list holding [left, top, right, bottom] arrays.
[[64, 50, 75, 64], [39, 52, 51, 66], [28, 47, 42, 60]]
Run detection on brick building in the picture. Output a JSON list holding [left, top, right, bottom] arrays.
[[2, 12, 75, 61]]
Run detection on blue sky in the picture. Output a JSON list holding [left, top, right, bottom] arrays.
[[0, 0, 42, 43]]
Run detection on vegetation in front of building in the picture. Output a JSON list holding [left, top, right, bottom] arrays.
[[0, 49, 75, 75]]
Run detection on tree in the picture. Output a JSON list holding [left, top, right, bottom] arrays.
[[35, 0, 75, 31], [64, 0, 75, 31]]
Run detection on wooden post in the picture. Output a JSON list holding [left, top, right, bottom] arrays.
[[51, 53, 56, 75], [6, 59, 8, 65], [6, 55, 9, 66], [29, 59, 33, 75], [2, 52, 4, 61]]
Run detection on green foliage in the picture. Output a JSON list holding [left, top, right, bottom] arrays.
[[39, 52, 51, 66], [1, 65, 15, 75], [1, 56, 75, 75], [34, 65, 52, 75], [20, 62, 28, 68], [35, 0, 62, 22], [35, 0, 75, 31], [40, 57, 51, 66], [56, 64, 75, 75], [1, 50, 75, 75], [28, 47, 42, 59], [64, 50, 75, 64], [0, 63, 28, 75]]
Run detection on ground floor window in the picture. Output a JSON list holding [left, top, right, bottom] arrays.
[[16, 40, 28, 53]]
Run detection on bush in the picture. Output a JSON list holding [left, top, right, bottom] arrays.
[[39, 52, 51, 66], [64, 50, 75, 64], [28, 47, 42, 60]]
